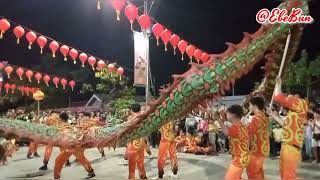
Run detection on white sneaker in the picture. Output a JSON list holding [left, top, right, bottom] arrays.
[[312, 160, 318, 164]]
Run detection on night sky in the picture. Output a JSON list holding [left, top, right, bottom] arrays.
[[0, 0, 319, 98]]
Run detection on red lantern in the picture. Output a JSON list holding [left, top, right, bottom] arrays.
[[69, 48, 78, 64], [0, 63, 4, 70], [4, 83, 10, 94], [61, 78, 67, 90], [170, 34, 180, 55], [88, 56, 96, 70], [35, 73, 43, 84], [97, 60, 106, 70], [111, 0, 126, 21], [201, 52, 210, 63], [24, 87, 30, 96], [117, 67, 124, 80], [194, 49, 203, 64], [10, 84, 16, 94], [69, 80, 76, 91], [125, 4, 138, 30], [186, 45, 196, 62], [178, 40, 188, 60], [26, 70, 33, 82], [108, 63, 115, 72], [19, 86, 25, 96], [26, 31, 37, 49], [138, 14, 151, 30], [53, 77, 60, 88], [49, 41, 59, 57], [79, 53, 88, 67], [16, 67, 24, 80], [0, 19, 10, 39], [13, 26, 25, 44], [152, 23, 164, 46], [60, 45, 69, 61], [43, 75, 51, 86], [37, 36, 47, 54], [160, 29, 172, 51], [4, 66, 13, 78]]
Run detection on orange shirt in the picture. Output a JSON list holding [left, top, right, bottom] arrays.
[[128, 138, 146, 151], [274, 93, 308, 148], [248, 111, 270, 157], [228, 121, 249, 168], [185, 135, 196, 147], [160, 121, 175, 142]]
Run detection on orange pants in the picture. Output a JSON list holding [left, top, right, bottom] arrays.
[[54, 148, 92, 179], [246, 155, 265, 180], [280, 144, 301, 180], [158, 140, 178, 175], [43, 145, 63, 164], [27, 142, 38, 156], [127, 145, 147, 179]]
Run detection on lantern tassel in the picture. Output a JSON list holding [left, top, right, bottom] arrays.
[[74, 61, 76, 64], [28, 43, 32, 49], [17, 38, 20, 44], [46, 83, 49, 87], [40, 48, 43, 54], [0, 32, 3, 39], [97, 1, 101, 10], [28, 78, 32, 83], [38, 80, 40, 84], [82, 64, 85, 68], [55, 85, 58, 88], [130, 22, 133, 31], [174, 48, 176, 55], [116, 11, 120, 21], [190, 57, 193, 63], [71, 87, 74, 92], [19, 76, 22, 80], [181, 54, 184, 61], [7, 74, 10, 78], [92, 66, 95, 71], [197, 60, 200, 64], [53, 53, 56, 58], [64, 56, 67, 61], [165, 45, 167, 51], [157, 39, 159, 46], [120, 75, 122, 81]]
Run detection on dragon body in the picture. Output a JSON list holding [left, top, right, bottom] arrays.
[[0, 0, 309, 149]]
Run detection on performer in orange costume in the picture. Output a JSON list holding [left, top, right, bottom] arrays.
[[246, 96, 269, 179], [268, 77, 308, 180], [127, 103, 148, 180], [39, 112, 70, 170], [27, 116, 40, 158], [175, 129, 186, 152], [158, 120, 178, 178], [54, 112, 95, 180], [214, 105, 249, 180], [183, 129, 197, 153]]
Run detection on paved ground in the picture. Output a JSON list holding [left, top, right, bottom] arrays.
[[1, 146, 320, 180]]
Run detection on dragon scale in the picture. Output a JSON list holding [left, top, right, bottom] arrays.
[[0, 0, 308, 149]]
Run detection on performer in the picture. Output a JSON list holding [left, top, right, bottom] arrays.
[[175, 129, 187, 152], [0, 139, 18, 165], [39, 112, 71, 170], [27, 115, 40, 158], [215, 105, 249, 180], [246, 96, 270, 179], [158, 120, 178, 178], [54, 112, 95, 180], [268, 77, 308, 180]]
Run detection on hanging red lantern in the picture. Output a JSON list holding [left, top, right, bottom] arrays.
[[160, 29, 172, 51], [111, 0, 126, 21], [186, 45, 196, 62], [194, 49, 203, 64], [178, 40, 188, 60], [35, 73, 43, 84], [37, 36, 47, 54], [69, 48, 78, 64], [69, 80, 76, 91], [26, 70, 33, 82], [24, 87, 30, 96], [4, 66, 13, 78], [16, 67, 24, 80], [152, 23, 164, 46], [88, 56, 96, 70], [10, 84, 16, 94], [26, 31, 37, 49], [60, 45, 69, 61], [13, 26, 25, 44], [19, 86, 25, 96], [49, 41, 59, 58], [125, 4, 138, 30], [4, 83, 10, 94], [138, 14, 151, 30], [79, 53, 88, 67], [0, 19, 10, 39], [108, 63, 115, 72], [97, 60, 106, 70], [170, 34, 180, 55], [61, 78, 67, 90], [43, 75, 51, 86], [53, 77, 60, 88], [201, 52, 210, 63], [117, 67, 124, 80]]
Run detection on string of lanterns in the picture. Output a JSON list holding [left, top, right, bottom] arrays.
[[0, 17, 127, 78], [95, 0, 211, 63], [0, 62, 76, 91], [3, 82, 39, 96]]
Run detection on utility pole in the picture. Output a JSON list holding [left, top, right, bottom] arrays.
[[144, 0, 150, 103]]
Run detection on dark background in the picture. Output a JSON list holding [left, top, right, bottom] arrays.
[[0, 0, 319, 101]]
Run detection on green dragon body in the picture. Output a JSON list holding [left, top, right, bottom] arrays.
[[0, 0, 309, 149]]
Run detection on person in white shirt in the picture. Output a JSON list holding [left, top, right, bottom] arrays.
[[312, 107, 320, 164], [304, 119, 313, 160]]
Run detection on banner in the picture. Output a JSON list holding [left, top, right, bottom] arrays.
[[133, 31, 148, 87]]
